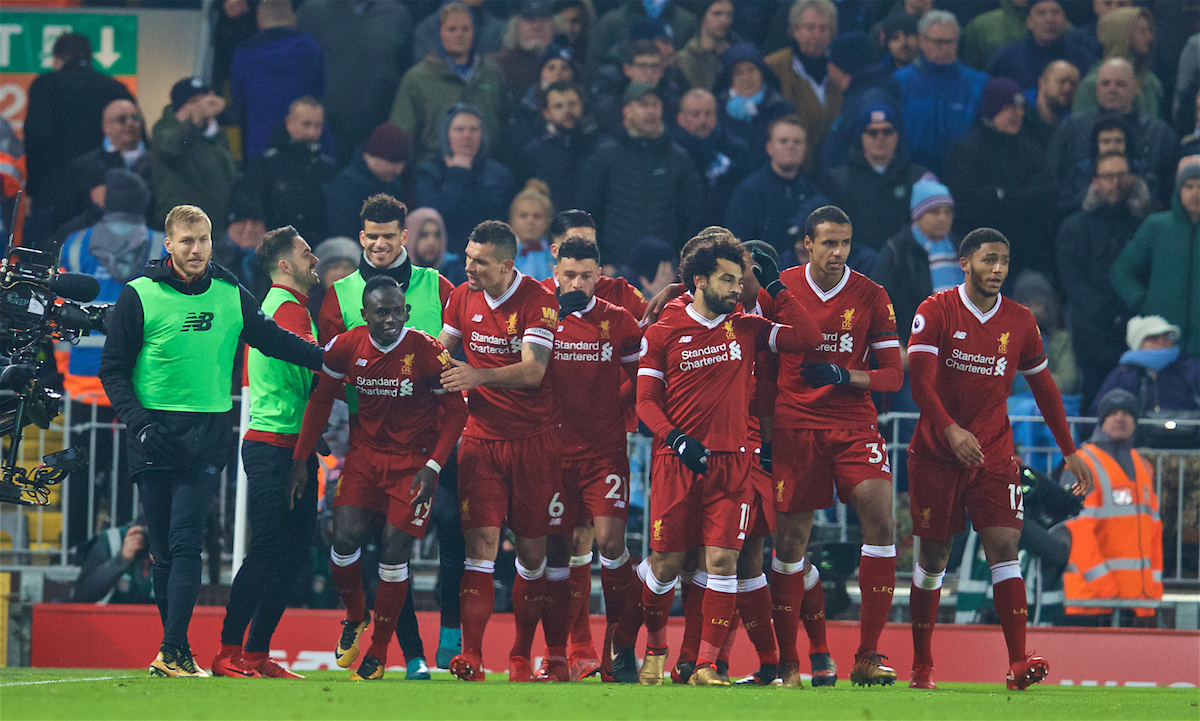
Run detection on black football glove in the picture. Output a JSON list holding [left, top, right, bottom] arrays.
[[758, 441, 772, 473], [750, 248, 785, 298], [800, 362, 851, 388], [558, 289, 589, 316], [666, 429, 709, 475], [136, 422, 174, 462]]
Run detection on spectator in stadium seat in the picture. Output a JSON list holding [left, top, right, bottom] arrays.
[[1173, 34, 1199, 138], [324, 123, 410, 240], [723, 114, 826, 256], [1056, 151, 1150, 411], [714, 42, 795, 170], [1111, 160, 1200, 357], [232, 97, 337, 245], [1048, 58, 1177, 209], [1056, 113, 1142, 217], [553, 0, 594, 61], [488, 0, 556, 99], [72, 521, 153, 604], [413, 0, 506, 66], [960, 0, 1030, 71], [230, 0, 325, 161], [577, 82, 703, 262], [509, 42, 580, 167], [673, 88, 752, 229], [895, 10, 989, 174], [1091, 315, 1200, 417], [944, 77, 1057, 282], [1065, 0, 1135, 61], [62, 99, 152, 228], [764, 0, 841, 171], [1072, 7, 1161, 119], [307, 236, 361, 318], [819, 30, 903, 175], [1021, 60, 1080, 150], [1011, 270, 1080, 396], [390, 2, 508, 165], [23, 33, 134, 206], [676, 0, 738, 92], [825, 103, 926, 254], [590, 34, 687, 141], [215, 194, 271, 301], [414, 104, 515, 255], [509, 180, 555, 280], [406, 206, 466, 286], [297, 0, 413, 167], [873, 11, 920, 75], [585, 0, 696, 78], [987, 0, 1098, 90], [150, 77, 238, 238], [517, 80, 598, 212]]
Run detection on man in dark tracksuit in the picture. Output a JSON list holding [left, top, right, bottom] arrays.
[[99, 205, 322, 677]]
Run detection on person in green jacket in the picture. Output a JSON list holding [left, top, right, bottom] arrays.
[[1072, 6, 1163, 119], [1112, 160, 1200, 356], [960, 0, 1029, 70], [390, 2, 507, 165]]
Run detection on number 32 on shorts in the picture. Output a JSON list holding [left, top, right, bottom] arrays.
[[865, 442, 891, 474]]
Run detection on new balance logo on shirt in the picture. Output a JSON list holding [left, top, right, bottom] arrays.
[[953, 331, 967, 339], [471, 314, 484, 322], [180, 312, 214, 332]]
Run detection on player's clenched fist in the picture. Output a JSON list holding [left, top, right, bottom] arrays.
[[666, 429, 709, 474]]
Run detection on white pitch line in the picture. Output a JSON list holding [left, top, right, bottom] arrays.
[[0, 675, 136, 687]]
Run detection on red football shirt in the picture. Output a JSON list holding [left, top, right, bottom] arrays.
[[299, 326, 455, 455], [318, 261, 455, 342], [774, 265, 901, 430], [907, 285, 1047, 467], [541, 275, 649, 323], [443, 271, 560, 440], [551, 295, 642, 459]]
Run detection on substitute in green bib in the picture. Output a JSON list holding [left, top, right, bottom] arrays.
[[99, 205, 323, 679]]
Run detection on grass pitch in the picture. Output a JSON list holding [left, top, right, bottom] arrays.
[[2, 668, 1197, 721]]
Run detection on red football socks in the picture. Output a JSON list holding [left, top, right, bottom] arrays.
[[542, 567, 571, 659], [991, 563, 1028, 665], [600, 552, 635, 625], [460, 562, 496, 658], [857, 546, 896, 656], [801, 563, 830, 655], [568, 562, 594, 647], [737, 576, 779, 667], [910, 585, 941, 667], [678, 573, 707, 665], [511, 566, 546, 659], [366, 564, 409, 663], [769, 558, 806, 664], [330, 548, 365, 624], [696, 574, 737, 668]]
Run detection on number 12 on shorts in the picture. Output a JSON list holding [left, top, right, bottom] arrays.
[[1008, 483, 1025, 521]]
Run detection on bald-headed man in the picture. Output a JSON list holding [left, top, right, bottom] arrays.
[[673, 88, 752, 227], [1023, 60, 1080, 149]]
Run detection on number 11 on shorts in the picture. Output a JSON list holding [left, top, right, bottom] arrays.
[[737, 502, 750, 541]]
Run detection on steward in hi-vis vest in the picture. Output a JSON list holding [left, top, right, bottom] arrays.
[[99, 206, 322, 678]]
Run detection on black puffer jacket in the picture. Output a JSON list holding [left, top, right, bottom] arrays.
[[234, 125, 338, 244], [825, 146, 927, 253]]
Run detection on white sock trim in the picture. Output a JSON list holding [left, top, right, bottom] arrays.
[[331, 548, 361, 567], [465, 558, 495, 574], [691, 571, 709, 589], [803, 562, 821, 591], [516, 558, 547, 581], [600, 548, 630, 569], [771, 556, 804, 575], [379, 562, 409, 583], [706, 573, 737, 594], [646, 569, 677, 595], [990, 560, 1022, 584], [636, 557, 650, 582], [570, 553, 594, 567], [546, 566, 570, 582], [737, 574, 768, 593], [861, 544, 897, 559], [912, 563, 945, 591]]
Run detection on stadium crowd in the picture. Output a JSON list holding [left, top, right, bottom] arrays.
[[2, 0, 1195, 694]]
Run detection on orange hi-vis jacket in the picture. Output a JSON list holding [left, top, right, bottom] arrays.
[[1064, 443, 1163, 616]]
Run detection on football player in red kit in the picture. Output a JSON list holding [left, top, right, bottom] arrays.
[[626, 235, 821, 686], [547, 210, 648, 320], [535, 237, 643, 682], [437, 221, 564, 682], [771, 206, 905, 687], [292, 276, 468, 680], [906, 228, 1091, 691]]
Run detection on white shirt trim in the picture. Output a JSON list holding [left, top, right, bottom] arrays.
[[620, 351, 641, 363], [805, 263, 850, 302], [768, 324, 782, 353], [321, 364, 346, 380], [369, 327, 408, 354], [685, 303, 727, 329], [638, 367, 665, 380], [484, 270, 524, 309], [871, 339, 901, 350], [957, 283, 1002, 324], [1018, 359, 1049, 376], [441, 323, 462, 338], [574, 295, 597, 318], [909, 344, 939, 356]]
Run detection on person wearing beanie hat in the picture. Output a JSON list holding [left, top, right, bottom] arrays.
[[943, 74, 1056, 284], [324, 123, 410, 239], [1090, 314, 1200, 420], [714, 42, 796, 168], [986, 0, 1098, 90], [509, 38, 582, 154], [488, 0, 556, 98], [819, 44, 903, 174], [1112, 156, 1200, 357], [677, 0, 738, 93]]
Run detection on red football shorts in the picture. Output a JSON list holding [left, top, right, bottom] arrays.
[[649, 449, 753, 553], [561, 448, 631, 529], [335, 450, 433, 539], [747, 458, 776, 539], [457, 428, 564, 538], [907, 456, 1023, 543], [773, 427, 893, 513]]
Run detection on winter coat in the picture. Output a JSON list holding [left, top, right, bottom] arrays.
[[987, 35, 1099, 90], [1093, 357, 1200, 416], [61, 144, 153, 227], [1056, 178, 1152, 370], [323, 154, 406, 240], [230, 27, 326, 160], [390, 54, 508, 165], [944, 121, 1058, 279], [764, 43, 843, 163], [1072, 7, 1165, 119], [412, 6, 505, 66], [869, 226, 939, 343], [677, 33, 741, 92], [586, 1, 697, 75], [577, 129, 703, 262], [1111, 189, 1200, 357], [960, 0, 1028, 70], [415, 156, 514, 256], [518, 121, 601, 211], [672, 124, 753, 229], [1048, 109, 1178, 209], [149, 105, 238, 237], [824, 146, 926, 253], [894, 59, 989, 174], [819, 70, 902, 174], [723, 164, 827, 256], [714, 86, 795, 169], [234, 125, 338, 244]]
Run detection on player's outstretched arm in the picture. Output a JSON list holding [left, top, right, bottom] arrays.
[[239, 286, 323, 371], [441, 341, 550, 392], [293, 372, 339, 461]]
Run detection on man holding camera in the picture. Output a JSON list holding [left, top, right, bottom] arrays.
[[99, 205, 323, 678]]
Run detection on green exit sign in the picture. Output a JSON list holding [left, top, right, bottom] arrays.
[[0, 12, 137, 76]]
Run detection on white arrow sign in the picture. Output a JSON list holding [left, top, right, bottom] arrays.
[[92, 26, 119, 68]]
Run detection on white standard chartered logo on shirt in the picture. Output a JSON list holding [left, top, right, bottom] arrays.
[[469, 330, 518, 355], [679, 340, 740, 370], [554, 339, 613, 362], [356, 377, 403, 397], [816, 332, 853, 354], [946, 348, 1007, 376]]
